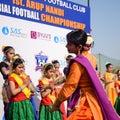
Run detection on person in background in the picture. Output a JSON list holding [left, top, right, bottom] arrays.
[[52, 59, 66, 88], [63, 55, 73, 76], [114, 70, 120, 116], [38, 63, 62, 120], [0, 72, 5, 120], [63, 55, 74, 117], [0, 46, 15, 120], [49, 29, 120, 120], [32, 85, 41, 118], [18, 55, 38, 120], [52, 60, 67, 120], [8, 58, 35, 120], [52, 60, 63, 78], [103, 62, 117, 106], [16, 54, 38, 120]]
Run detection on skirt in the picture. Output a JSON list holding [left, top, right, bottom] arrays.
[[114, 96, 120, 116], [39, 105, 62, 120], [8, 99, 35, 120]]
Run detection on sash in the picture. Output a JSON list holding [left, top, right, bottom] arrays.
[[10, 73, 31, 99], [41, 78, 56, 103], [115, 80, 120, 87], [116, 81, 120, 85], [68, 55, 120, 120]]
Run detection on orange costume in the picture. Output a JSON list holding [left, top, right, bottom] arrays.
[[104, 71, 117, 106], [58, 61, 103, 120]]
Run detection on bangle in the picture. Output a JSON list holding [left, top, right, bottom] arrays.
[[19, 86, 22, 91]]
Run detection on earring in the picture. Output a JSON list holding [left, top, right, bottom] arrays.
[[77, 49, 81, 55]]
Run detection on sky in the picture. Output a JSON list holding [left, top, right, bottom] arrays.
[[68, 0, 120, 60]]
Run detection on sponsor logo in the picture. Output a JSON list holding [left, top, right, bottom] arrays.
[[35, 51, 48, 71], [31, 31, 51, 41], [31, 31, 37, 39], [53, 36, 66, 44], [1, 26, 27, 38], [2, 27, 9, 35]]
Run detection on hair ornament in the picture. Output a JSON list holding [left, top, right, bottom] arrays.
[[13, 54, 21, 60], [2, 46, 6, 52], [105, 62, 111, 66], [42, 63, 53, 71], [86, 34, 94, 44]]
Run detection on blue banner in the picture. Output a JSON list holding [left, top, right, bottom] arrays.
[[0, 0, 90, 32]]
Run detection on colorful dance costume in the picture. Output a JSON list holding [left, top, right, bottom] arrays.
[[58, 55, 119, 120], [114, 80, 120, 115], [0, 61, 11, 120], [67, 51, 97, 116], [8, 73, 35, 120], [39, 78, 62, 120], [104, 71, 117, 106]]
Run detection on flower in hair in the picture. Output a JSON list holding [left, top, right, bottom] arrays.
[[2, 46, 6, 52]]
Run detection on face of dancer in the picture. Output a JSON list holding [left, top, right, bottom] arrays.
[[65, 29, 87, 55], [14, 63, 25, 76], [54, 63, 60, 72], [44, 68, 54, 79], [5, 49, 15, 61], [66, 41, 79, 55], [107, 65, 113, 73]]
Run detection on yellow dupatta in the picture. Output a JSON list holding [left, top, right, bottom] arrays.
[[10, 73, 31, 98], [40, 78, 56, 103], [116, 80, 120, 86]]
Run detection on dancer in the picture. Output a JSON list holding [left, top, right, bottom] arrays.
[[0, 46, 15, 120], [52, 60, 67, 120], [103, 62, 117, 106], [52, 60, 63, 78], [67, 34, 97, 116], [49, 29, 120, 120], [63, 55, 73, 76], [8, 58, 35, 120], [114, 70, 120, 115], [38, 63, 62, 120]]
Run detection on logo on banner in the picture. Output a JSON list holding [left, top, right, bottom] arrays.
[[54, 36, 66, 44], [35, 51, 48, 71], [1, 26, 27, 38], [2, 27, 9, 35], [31, 31, 37, 39], [31, 31, 51, 41]]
